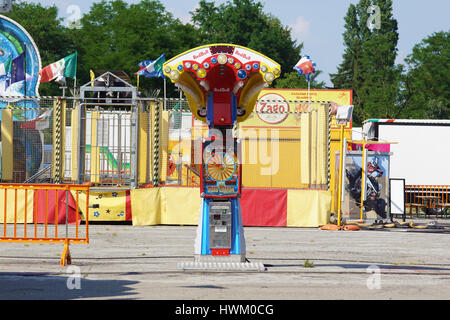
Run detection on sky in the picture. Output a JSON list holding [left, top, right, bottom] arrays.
[[27, 0, 450, 86]]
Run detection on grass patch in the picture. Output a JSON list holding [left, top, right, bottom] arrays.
[[303, 259, 314, 268]]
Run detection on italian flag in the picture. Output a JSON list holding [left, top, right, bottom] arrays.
[[39, 52, 77, 83]]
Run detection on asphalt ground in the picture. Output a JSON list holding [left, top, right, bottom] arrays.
[[0, 219, 450, 303]]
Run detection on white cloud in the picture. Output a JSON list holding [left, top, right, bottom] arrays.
[[290, 16, 310, 44]]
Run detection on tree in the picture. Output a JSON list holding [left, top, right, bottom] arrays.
[[190, 0, 302, 79], [358, 0, 402, 121], [400, 31, 449, 119], [77, 0, 199, 96], [330, 4, 361, 94], [331, 0, 401, 125]]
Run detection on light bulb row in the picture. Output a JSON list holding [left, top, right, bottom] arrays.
[[164, 53, 279, 84]]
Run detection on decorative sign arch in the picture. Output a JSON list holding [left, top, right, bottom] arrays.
[[0, 14, 42, 108]]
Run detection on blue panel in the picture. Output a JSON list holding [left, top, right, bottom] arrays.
[[229, 198, 241, 255], [206, 91, 214, 128], [230, 92, 237, 124], [199, 197, 242, 256], [201, 198, 211, 255]]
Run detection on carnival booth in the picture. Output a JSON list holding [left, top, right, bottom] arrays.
[[0, 22, 353, 230], [129, 52, 353, 229], [0, 14, 356, 265]]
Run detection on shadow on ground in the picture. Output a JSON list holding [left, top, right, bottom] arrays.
[[260, 258, 450, 272], [0, 272, 138, 300]]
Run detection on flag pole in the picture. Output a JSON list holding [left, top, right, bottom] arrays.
[[164, 76, 167, 110], [24, 44, 27, 99], [74, 52, 78, 96], [307, 75, 311, 107]]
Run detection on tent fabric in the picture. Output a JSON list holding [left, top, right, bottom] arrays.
[[131, 187, 330, 228], [35, 189, 79, 225], [131, 188, 161, 226], [160, 187, 200, 225], [286, 189, 331, 227], [1, 187, 330, 228], [73, 190, 128, 221], [240, 188, 287, 227], [125, 190, 132, 221], [0, 189, 34, 223]]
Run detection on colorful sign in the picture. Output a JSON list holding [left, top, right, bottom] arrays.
[[0, 15, 41, 106], [164, 44, 280, 76], [340, 151, 390, 220], [163, 44, 281, 124], [241, 88, 353, 129], [255, 93, 290, 124]]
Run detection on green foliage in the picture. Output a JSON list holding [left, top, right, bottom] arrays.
[[401, 31, 450, 119], [330, 4, 361, 94], [4, 0, 447, 115], [331, 0, 402, 125], [78, 0, 200, 96], [4, 0, 305, 96], [190, 0, 302, 78], [332, 1, 449, 123]]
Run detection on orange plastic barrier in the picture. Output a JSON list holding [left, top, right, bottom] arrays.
[[0, 183, 90, 266]]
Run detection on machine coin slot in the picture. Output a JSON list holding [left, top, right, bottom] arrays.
[[209, 201, 232, 249]]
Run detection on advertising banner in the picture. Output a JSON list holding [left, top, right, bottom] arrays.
[[340, 151, 391, 220]]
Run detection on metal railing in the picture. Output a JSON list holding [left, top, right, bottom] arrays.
[[0, 183, 90, 265], [0, 96, 332, 191], [405, 185, 450, 218]]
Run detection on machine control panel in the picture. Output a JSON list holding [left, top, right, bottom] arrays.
[[208, 201, 232, 250]]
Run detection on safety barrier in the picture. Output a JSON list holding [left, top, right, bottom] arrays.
[[0, 183, 90, 266], [405, 185, 450, 218]]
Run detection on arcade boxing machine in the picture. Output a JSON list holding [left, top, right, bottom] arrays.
[[163, 44, 281, 269]]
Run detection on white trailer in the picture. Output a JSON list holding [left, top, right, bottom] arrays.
[[363, 119, 450, 185]]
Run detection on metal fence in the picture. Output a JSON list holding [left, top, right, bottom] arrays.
[[0, 96, 331, 190], [405, 185, 450, 218], [0, 182, 90, 266], [0, 98, 55, 183], [164, 99, 331, 190]]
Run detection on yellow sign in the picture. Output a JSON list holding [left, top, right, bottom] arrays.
[[241, 88, 353, 129], [73, 190, 128, 221]]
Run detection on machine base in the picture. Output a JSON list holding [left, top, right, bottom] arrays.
[[178, 260, 265, 272], [194, 253, 246, 263], [195, 198, 246, 257]]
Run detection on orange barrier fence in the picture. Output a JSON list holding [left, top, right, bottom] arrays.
[[405, 185, 450, 218], [0, 183, 90, 266]]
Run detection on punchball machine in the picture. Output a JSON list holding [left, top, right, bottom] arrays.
[[163, 44, 281, 267]]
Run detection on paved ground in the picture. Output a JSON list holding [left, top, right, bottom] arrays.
[[1, 219, 450, 302]]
